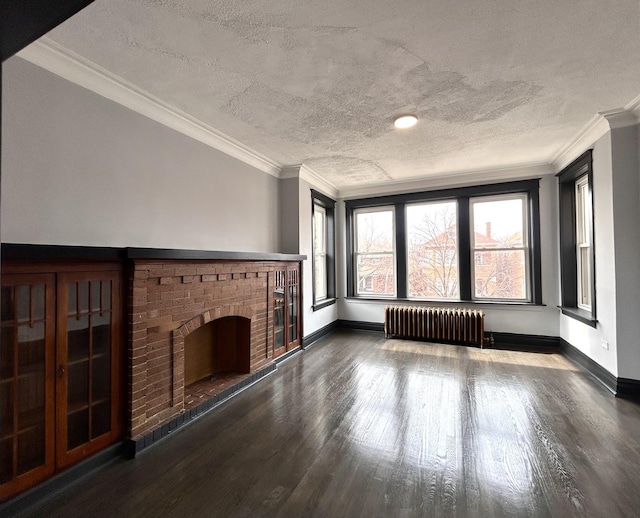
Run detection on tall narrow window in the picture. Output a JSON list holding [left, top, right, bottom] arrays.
[[313, 204, 327, 301], [575, 175, 592, 310], [407, 201, 459, 299], [558, 150, 596, 326], [311, 190, 336, 309], [354, 207, 395, 296], [470, 194, 529, 301]]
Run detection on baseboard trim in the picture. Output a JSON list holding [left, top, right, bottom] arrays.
[[274, 346, 302, 364], [559, 338, 618, 395], [302, 320, 339, 348], [0, 442, 125, 516], [337, 319, 385, 332], [616, 377, 640, 399], [490, 332, 560, 351], [125, 363, 277, 457]]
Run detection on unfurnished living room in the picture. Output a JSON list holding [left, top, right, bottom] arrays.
[[1, 1, 640, 516]]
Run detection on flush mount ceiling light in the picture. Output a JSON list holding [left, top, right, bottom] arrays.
[[394, 115, 418, 129]]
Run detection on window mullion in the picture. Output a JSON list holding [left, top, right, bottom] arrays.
[[395, 202, 407, 299], [458, 198, 472, 301]]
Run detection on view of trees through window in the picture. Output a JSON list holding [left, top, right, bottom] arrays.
[[407, 201, 459, 299], [355, 209, 395, 296], [471, 196, 528, 300]]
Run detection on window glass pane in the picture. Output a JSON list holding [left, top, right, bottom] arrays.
[[356, 210, 394, 253], [407, 201, 458, 299], [472, 197, 525, 248], [355, 208, 395, 296], [314, 204, 327, 302], [474, 250, 527, 299], [314, 205, 326, 254], [315, 257, 327, 300]]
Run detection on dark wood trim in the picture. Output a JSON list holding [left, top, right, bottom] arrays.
[[1, 0, 97, 62], [395, 203, 407, 298], [557, 150, 596, 322], [344, 296, 545, 307], [345, 179, 542, 304], [312, 297, 337, 312], [490, 332, 559, 351], [2, 243, 125, 262], [0, 442, 125, 518], [616, 378, 640, 400], [559, 338, 617, 395], [1, 244, 306, 263], [274, 345, 302, 364], [337, 319, 385, 332], [125, 364, 277, 458], [126, 248, 306, 261], [344, 179, 541, 209], [302, 320, 340, 348]]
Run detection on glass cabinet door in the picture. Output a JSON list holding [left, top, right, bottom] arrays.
[[287, 267, 299, 347], [56, 271, 120, 468], [0, 275, 55, 501], [273, 270, 286, 357]]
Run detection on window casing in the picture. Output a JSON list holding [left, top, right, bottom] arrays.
[[353, 207, 396, 297], [311, 191, 336, 310], [346, 179, 542, 304], [470, 194, 530, 301], [558, 151, 596, 326]]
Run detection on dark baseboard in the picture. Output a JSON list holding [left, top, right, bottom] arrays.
[[616, 377, 640, 400], [337, 319, 385, 332], [302, 320, 339, 348], [274, 346, 302, 364], [489, 332, 559, 351], [0, 442, 125, 517], [559, 338, 618, 395], [125, 364, 277, 457]]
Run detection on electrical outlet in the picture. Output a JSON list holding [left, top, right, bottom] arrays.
[[601, 339, 609, 350]]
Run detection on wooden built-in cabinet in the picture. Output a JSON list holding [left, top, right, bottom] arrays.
[[0, 264, 123, 502], [273, 264, 301, 358]]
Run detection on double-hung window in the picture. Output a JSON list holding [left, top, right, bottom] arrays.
[[346, 179, 542, 304], [354, 207, 396, 297], [311, 190, 336, 309], [558, 151, 596, 325], [470, 194, 529, 301]]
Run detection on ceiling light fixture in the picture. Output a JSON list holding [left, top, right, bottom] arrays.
[[394, 115, 418, 129]]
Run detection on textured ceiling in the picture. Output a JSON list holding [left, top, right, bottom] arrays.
[[45, 0, 640, 189]]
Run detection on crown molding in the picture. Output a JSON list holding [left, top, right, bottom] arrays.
[[552, 98, 640, 172], [16, 37, 282, 178], [339, 163, 553, 200], [279, 164, 339, 199]]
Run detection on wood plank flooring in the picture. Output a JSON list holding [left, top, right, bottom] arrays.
[[18, 330, 640, 517]]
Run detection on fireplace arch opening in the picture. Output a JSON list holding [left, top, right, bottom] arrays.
[[184, 316, 251, 387]]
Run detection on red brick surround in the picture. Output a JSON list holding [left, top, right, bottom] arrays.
[[128, 260, 298, 439]]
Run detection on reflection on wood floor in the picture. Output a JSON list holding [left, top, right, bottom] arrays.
[[22, 330, 640, 517]]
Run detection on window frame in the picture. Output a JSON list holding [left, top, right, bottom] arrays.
[[345, 179, 542, 304], [557, 151, 596, 326], [353, 205, 397, 298], [469, 193, 531, 302], [311, 190, 336, 310]]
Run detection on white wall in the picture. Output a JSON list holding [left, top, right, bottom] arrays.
[[1, 57, 280, 252], [611, 124, 640, 379], [559, 132, 618, 376], [337, 174, 561, 337]]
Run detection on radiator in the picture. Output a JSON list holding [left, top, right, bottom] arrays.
[[384, 306, 485, 347]]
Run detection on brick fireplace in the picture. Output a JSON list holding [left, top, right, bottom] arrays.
[[128, 254, 303, 445]]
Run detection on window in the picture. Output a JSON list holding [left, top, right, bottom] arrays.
[[407, 201, 459, 299], [311, 190, 336, 309], [558, 151, 596, 326], [346, 179, 542, 304], [354, 207, 395, 296], [471, 194, 529, 301]]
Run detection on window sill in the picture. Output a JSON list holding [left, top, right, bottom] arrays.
[[559, 306, 597, 328], [312, 298, 337, 311], [345, 296, 545, 308]]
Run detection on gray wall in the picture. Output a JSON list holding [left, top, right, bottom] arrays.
[[1, 57, 279, 252]]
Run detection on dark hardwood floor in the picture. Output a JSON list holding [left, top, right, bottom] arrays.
[[17, 330, 640, 517]]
